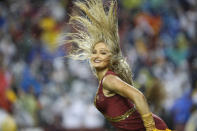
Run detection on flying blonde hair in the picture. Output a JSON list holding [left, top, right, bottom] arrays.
[[66, 0, 133, 85]]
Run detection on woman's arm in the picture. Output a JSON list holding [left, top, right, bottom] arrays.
[[103, 74, 156, 131]]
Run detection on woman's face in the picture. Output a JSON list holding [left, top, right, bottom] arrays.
[[90, 42, 111, 70]]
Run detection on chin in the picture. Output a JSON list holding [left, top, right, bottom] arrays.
[[93, 65, 108, 71]]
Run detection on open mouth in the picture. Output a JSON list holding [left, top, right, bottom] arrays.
[[94, 59, 102, 63]]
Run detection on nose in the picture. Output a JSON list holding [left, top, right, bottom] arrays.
[[92, 56, 99, 60], [91, 53, 100, 61]]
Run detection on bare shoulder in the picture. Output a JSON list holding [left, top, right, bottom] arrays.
[[102, 74, 126, 92], [103, 74, 120, 84], [102, 74, 141, 99]]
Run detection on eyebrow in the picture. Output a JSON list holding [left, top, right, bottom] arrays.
[[94, 48, 109, 51]]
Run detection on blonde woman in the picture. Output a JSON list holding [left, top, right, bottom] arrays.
[[66, 0, 169, 130]]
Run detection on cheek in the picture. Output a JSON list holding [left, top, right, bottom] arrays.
[[90, 57, 93, 62], [90, 56, 94, 62], [103, 56, 111, 64], [104, 55, 111, 61]]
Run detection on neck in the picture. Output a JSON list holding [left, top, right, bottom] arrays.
[[96, 68, 109, 83]]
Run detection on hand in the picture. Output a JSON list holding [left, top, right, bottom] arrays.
[[141, 113, 156, 131]]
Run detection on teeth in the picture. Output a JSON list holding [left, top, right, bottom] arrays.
[[94, 60, 101, 63]]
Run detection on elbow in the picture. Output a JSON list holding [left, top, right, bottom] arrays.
[[133, 92, 150, 115], [133, 92, 147, 105]]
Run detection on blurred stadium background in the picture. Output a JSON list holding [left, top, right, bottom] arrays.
[[0, 0, 196, 131]]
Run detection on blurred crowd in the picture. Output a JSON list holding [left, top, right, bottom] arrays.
[[0, 0, 196, 131]]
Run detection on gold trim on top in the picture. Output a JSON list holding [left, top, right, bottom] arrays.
[[104, 107, 136, 122]]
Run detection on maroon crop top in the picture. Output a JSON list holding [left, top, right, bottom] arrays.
[[94, 70, 168, 131]]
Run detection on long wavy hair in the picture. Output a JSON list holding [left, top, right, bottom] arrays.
[[66, 0, 133, 85]]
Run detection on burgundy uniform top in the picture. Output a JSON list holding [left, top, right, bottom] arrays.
[[94, 70, 168, 131]]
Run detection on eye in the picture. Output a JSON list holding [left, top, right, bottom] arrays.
[[92, 50, 96, 54], [101, 52, 107, 55]]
